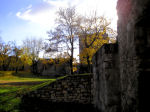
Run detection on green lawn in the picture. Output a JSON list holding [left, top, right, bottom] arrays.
[[0, 71, 90, 112], [0, 71, 55, 83], [0, 71, 56, 112]]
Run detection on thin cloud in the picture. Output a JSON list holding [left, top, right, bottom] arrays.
[[16, 2, 56, 26], [26, 4, 32, 9], [16, 0, 117, 29]]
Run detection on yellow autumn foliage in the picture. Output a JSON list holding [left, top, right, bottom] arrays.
[[79, 32, 109, 65]]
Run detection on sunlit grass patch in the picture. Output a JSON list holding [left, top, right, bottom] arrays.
[[0, 79, 56, 112], [0, 71, 55, 83], [0, 71, 57, 112]]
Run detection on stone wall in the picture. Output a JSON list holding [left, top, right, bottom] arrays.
[[117, 0, 150, 112], [22, 74, 92, 104], [92, 44, 121, 112], [92, 0, 150, 112]]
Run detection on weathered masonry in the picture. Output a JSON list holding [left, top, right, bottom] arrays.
[[20, 75, 93, 111], [92, 0, 150, 112], [92, 44, 120, 112]]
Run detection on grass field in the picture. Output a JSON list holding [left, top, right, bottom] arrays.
[[0, 71, 56, 112], [0, 71, 55, 83]]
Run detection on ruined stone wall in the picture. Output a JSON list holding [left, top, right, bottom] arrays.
[[22, 74, 92, 104], [117, 0, 150, 111], [92, 0, 150, 112], [117, 0, 139, 111], [92, 44, 121, 112]]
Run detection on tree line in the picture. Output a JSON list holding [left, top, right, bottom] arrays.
[[0, 37, 43, 74], [0, 6, 116, 75]]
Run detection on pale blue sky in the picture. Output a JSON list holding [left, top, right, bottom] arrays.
[[0, 0, 50, 45], [0, 0, 118, 46]]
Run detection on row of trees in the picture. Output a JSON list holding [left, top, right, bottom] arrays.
[[0, 37, 72, 74], [0, 37, 43, 73]]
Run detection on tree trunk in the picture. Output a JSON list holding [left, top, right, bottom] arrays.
[[70, 58, 73, 75], [15, 67, 18, 74], [87, 56, 91, 73], [16, 57, 18, 74], [22, 65, 24, 71], [32, 60, 38, 74], [3, 65, 7, 71], [2, 61, 7, 71], [70, 40, 74, 75], [32, 60, 35, 73]]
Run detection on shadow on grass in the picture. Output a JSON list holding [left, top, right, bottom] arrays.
[[0, 71, 57, 79], [12, 71, 41, 78], [12, 71, 62, 79]]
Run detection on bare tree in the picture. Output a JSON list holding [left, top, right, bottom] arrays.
[[47, 6, 81, 75]]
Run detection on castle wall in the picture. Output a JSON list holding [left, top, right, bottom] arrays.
[[92, 44, 120, 112], [92, 0, 150, 111]]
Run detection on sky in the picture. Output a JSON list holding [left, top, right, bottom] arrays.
[[0, 0, 118, 46]]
